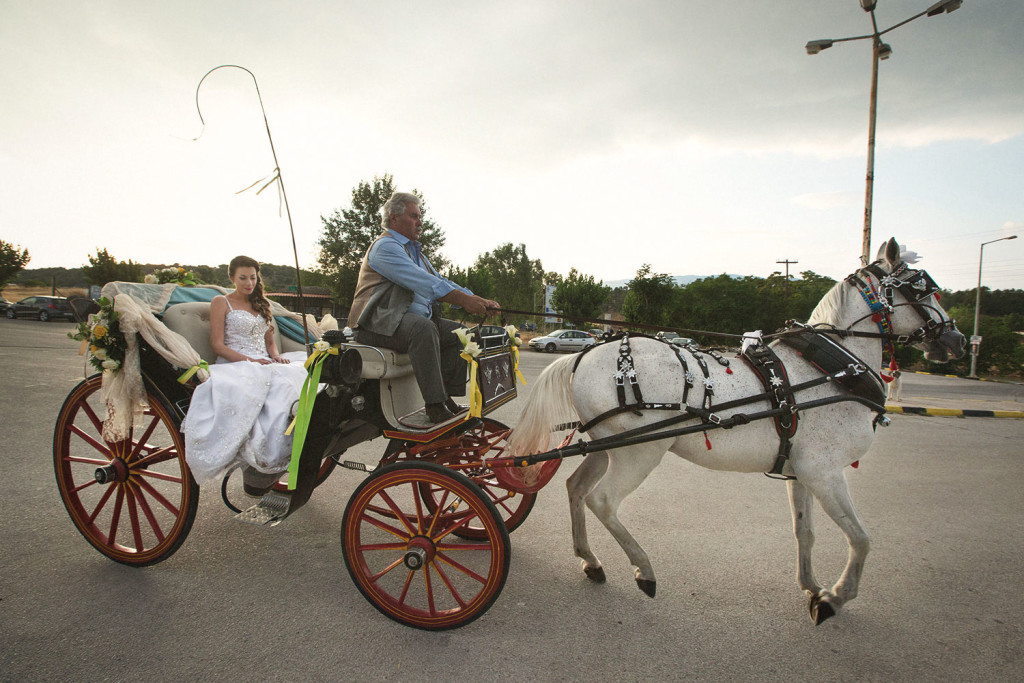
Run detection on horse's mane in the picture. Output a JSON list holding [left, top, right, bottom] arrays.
[[806, 280, 848, 328]]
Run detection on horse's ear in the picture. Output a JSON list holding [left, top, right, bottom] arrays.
[[884, 237, 900, 267]]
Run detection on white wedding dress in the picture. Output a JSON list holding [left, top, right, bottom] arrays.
[[181, 300, 309, 485]]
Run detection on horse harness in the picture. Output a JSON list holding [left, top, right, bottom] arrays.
[[572, 328, 888, 480]]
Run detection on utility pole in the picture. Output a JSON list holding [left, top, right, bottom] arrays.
[[777, 259, 798, 298]]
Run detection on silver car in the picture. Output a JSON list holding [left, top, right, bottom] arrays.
[[528, 329, 596, 353]]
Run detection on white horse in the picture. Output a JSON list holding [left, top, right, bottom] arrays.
[[509, 238, 966, 623]]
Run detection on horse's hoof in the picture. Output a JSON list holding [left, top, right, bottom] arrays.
[[636, 579, 656, 598], [808, 593, 836, 625], [584, 565, 606, 583]]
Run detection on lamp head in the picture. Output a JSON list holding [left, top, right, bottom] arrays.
[[926, 0, 963, 16], [806, 39, 834, 55], [878, 42, 893, 60], [860, 0, 877, 11]]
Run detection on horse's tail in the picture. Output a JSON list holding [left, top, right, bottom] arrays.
[[508, 353, 579, 458]]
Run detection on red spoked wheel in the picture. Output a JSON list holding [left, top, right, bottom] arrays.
[[387, 418, 549, 538], [419, 419, 540, 538], [53, 375, 199, 566], [342, 461, 510, 630]]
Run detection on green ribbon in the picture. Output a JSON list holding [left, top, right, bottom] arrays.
[[177, 360, 210, 384], [285, 347, 335, 490]]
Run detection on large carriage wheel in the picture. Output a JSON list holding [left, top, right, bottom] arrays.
[[54, 375, 199, 566], [410, 418, 537, 539], [342, 461, 510, 630]]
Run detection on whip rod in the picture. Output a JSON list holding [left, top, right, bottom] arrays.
[[194, 65, 311, 347]]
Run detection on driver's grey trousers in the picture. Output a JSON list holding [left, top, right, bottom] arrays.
[[354, 313, 467, 405]]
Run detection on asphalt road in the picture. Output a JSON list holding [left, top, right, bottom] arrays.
[[2, 319, 1022, 682]]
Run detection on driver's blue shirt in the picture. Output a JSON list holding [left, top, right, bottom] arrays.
[[366, 230, 471, 318]]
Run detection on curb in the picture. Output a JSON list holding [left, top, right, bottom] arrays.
[[910, 370, 1023, 385], [886, 405, 1024, 419]]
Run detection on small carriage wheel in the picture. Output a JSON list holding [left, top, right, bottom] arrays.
[[341, 461, 510, 630], [53, 375, 199, 566], [412, 418, 537, 539]]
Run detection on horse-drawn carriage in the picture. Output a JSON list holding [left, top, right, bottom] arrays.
[[54, 240, 966, 628], [54, 282, 559, 630]]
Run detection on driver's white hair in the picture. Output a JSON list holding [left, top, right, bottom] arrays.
[[381, 192, 421, 230]]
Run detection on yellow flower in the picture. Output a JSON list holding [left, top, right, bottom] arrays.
[[90, 344, 99, 353], [93, 324, 108, 338]]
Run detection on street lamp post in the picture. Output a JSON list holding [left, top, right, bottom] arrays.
[[968, 235, 1018, 378], [806, 0, 963, 265]]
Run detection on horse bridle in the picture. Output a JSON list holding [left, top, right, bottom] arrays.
[[844, 261, 954, 346]]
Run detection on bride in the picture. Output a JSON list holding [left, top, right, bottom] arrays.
[[181, 255, 310, 487]]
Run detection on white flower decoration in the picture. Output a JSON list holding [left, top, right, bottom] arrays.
[[101, 359, 120, 370], [504, 325, 522, 346], [463, 341, 481, 358], [313, 340, 331, 353], [452, 327, 470, 346], [144, 274, 158, 284], [93, 347, 107, 360]]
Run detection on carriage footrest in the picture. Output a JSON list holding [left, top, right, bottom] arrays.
[[234, 490, 292, 527], [340, 460, 374, 473]]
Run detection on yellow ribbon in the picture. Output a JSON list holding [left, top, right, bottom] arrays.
[[177, 360, 210, 384], [461, 351, 483, 420], [78, 339, 89, 356], [285, 346, 337, 490], [510, 345, 526, 385]]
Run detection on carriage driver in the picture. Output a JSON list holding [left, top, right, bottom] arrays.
[[348, 191, 501, 424]]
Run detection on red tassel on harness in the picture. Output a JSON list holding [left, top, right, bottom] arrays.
[[881, 355, 898, 384], [851, 460, 860, 469], [704, 432, 712, 450], [726, 367, 733, 374]]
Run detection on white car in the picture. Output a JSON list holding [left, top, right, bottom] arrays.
[[528, 329, 596, 353]]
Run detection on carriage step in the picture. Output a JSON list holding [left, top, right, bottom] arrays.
[[234, 490, 293, 527]]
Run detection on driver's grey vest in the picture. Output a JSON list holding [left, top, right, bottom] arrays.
[[348, 232, 436, 336]]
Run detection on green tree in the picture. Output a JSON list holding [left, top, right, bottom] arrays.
[[472, 243, 544, 313], [444, 265, 495, 300], [622, 264, 675, 328], [82, 248, 143, 286], [550, 268, 611, 320], [0, 240, 31, 288], [316, 174, 447, 314]]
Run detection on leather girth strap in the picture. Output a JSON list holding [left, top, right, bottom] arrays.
[[741, 341, 798, 477]]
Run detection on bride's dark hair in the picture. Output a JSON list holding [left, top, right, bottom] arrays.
[[229, 255, 273, 324]]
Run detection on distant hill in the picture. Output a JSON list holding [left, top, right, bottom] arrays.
[[603, 274, 742, 289]]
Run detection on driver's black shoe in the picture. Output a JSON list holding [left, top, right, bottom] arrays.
[[425, 402, 457, 424], [445, 398, 466, 415]]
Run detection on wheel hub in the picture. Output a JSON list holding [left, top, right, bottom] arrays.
[[94, 458, 129, 484], [403, 536, 435, 570]]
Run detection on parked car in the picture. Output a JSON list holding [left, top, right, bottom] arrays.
[[5, 295, 75, 322], [664, 335, 695, 348], [474, 324, 519, 350], [528, 329, 596, 353], [520, 321, 537, 331], [0, 296, 10, 315], [587, 328, 606, 338]]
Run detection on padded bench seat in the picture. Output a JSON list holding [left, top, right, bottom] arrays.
[[347, 344, 414, 379], [161, 301, 413, 380], [161, 301, 303, 363]]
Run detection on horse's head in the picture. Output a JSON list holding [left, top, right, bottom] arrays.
[[864, 237, 967, 363]]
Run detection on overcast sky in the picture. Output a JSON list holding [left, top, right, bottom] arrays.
[[2, 0, 1022, 293]]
